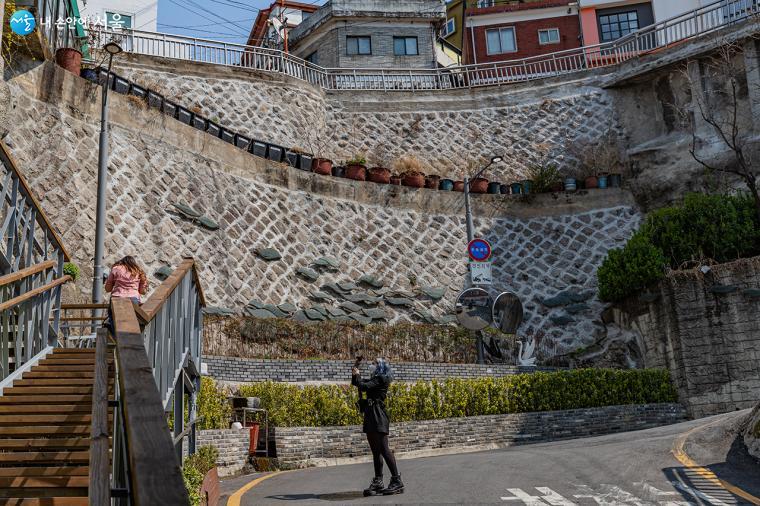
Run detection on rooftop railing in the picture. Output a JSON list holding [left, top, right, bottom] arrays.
[[86, 0, 759, 92]]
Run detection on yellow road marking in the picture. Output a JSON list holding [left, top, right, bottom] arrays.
[[227, 471, 285, 506], [672, 418, 760, 505]]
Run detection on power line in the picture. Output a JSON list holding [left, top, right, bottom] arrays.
[[173, 0, 251, 35]]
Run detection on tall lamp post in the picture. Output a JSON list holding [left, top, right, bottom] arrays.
[[464, 155, 503, 364], [92, 42, 123, 316]]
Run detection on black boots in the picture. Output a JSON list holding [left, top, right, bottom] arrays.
[[382, 475, 404, 495], [363, 476, 384, 497]]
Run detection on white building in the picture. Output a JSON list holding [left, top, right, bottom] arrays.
[[77, 0, 158, 32]]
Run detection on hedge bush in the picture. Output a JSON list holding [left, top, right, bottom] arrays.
[[598, 193, 760, 301], [199, 369, 677, 429], [182, 446, 218, 506]]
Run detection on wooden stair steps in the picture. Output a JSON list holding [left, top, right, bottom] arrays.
[[0, 406, 92, 415], [0, 497, 89, 505], [0, 427, 90, 438], [0, 452, 89, 464], [9, 380, 96, 388], [0, 439, 90, 451], [21, 373, 95, 380], [3, 387, 95, 396], [0, 415, 106, 426], [0, 396, 92, 405], [0, 468, 88, 478], [49, 349, 94, 354], [0, 477, 88, 488]]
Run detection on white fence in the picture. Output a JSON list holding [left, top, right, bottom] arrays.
[[86, 0, 759, 92]]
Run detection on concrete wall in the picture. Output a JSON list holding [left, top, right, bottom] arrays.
[[1, 62, 642, 359], [204, 356, 558, 384], [274, 403, 686, 468], [197, 429, 250, 477], [609, 256, 760, 419]]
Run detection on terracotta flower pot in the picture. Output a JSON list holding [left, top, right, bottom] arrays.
[[470, 177, 489, 194], [585, 176, 599, 189], [424, 175, 441, 189], [390, 175, 402, 185], [55, 48, 82, 76], [312, 158, 333, 175], [402, 173, 425, 188], [368, 167, 391, 184], [453, 181, 465, 192], [345, 164, 367, 181]]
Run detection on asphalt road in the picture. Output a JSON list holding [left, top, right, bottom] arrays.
[[230, 411, 760, 505]]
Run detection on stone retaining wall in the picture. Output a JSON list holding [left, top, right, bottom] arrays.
[[3, 62, 643, 359], [611, 256, 760, 419], [273, 403, 687, 468], [745, 404, 760, 460], [204, 356, 558, 383], [197, 429, 250, 477]]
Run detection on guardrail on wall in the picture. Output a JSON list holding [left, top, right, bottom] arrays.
[[86, 0, 760, 92]]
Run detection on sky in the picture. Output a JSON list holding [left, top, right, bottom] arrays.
[[156, 0, 326, 45]]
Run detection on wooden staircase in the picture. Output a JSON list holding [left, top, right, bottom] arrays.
[[0, 347, 112, 505]]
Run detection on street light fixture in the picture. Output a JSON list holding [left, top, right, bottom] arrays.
[[92, 41, 122, 318], [462, 155, 503, 365]]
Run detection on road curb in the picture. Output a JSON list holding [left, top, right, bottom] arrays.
[[672, 417, 760, 505]]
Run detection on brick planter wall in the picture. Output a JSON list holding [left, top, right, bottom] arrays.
[[205, 356, 559, 383], [197, 429, 250, 477], [274, 403, 686, 468]]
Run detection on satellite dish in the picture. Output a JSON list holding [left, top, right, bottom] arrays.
[[455, 288, 493, 331], [492, 292, 523, 334]]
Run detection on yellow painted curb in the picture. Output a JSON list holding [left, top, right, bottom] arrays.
[[227, 471, 285, 506], [672, 419, 760, 505]]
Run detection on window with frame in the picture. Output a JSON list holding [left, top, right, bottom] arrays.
[[305, 51, 318, 64], [477, 0, 495, 7], [485, 27, 516, 55], [538, 28, 560, 45], [599, 10, 639, 42], [442, 18, 456, 37], [346, 36, 371, 55], [106, 11, 133, 30], [393, 37, 418, 56]]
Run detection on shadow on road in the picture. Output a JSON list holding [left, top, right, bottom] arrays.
[[266, 491, 365, 502], [662, 466, 748, 505]]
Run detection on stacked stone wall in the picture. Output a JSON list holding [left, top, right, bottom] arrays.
[[2, 62, 642, 358], [204, 356, 558, 383], [274, 403, 686, 468], [614, 256, 760, 418], [196, 429, 250, 477]]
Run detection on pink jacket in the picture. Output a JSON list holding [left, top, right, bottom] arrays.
[[105, 265, 148, 301]]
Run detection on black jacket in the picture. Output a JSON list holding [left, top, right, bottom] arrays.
[[352, 372, 390, 434]]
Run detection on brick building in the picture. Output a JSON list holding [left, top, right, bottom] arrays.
[[460, 1, 582, 64]]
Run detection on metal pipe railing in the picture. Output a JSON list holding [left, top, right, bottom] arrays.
[[84, 0, 760, 92]]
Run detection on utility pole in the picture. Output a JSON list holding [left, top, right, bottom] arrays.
[[280, 0, 289, 53]]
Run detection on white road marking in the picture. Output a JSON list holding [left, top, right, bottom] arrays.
[[574, 484, 654, 505], [535, 487, 577, 505], [501, 488, 550, 505]]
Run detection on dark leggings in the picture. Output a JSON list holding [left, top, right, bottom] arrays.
[[366, 432, 398, 478]]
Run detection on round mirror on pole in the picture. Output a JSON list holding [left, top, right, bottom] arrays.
[[455, 287, 493, 331], [492, 292, 524, 334]]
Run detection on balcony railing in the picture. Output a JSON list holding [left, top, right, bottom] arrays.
[[86, 0, 760, 92]]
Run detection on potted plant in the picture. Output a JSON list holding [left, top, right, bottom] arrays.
[[80, 66, 99, 83], [598, 173, 609, 189], [345, 155, 367, 181], [312, 158, 333, 175], [453, 181, 465, 192], [439, 179, 455, 191], [368, 167, 391, 184], [527, 161, 562, 194], [332, 165, 346, 178], [500, 184, 510, 195], [569, 133, 626, 192], [425, 174, 441, 189], [55, 47, 82, 76], [393, 156, 427, 188], [390, 174, 402, 185], [487, 182, 501, 194], [510, 182, 523, 194], [470, 177, 489, 193]]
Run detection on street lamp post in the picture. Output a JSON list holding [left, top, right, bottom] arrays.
[[92, 42, 123, 318], [464, 155, 503, 364]]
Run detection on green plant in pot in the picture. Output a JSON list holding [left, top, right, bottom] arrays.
[[527, 161, 562, 193], [345, 154, 367, 181]]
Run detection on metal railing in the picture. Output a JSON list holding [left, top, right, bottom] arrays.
[[0, 141, 69, 382], [86, 0, 760, 92], [91, 258, 205, 504]]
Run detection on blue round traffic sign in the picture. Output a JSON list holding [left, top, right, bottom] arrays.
[[468, 238, 492, 262]]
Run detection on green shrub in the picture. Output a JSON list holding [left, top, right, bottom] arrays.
[[528, 162, 562, 193], [198, 377, 231, 430], [598, 193, 760, 302], [182, 446, 219, 506], [63, 262, 80, 281], [199, 370, 677, 428], [597, 233, 666, 302]]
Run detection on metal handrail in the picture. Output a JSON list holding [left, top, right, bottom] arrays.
[[85, 0, 760, 91]]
